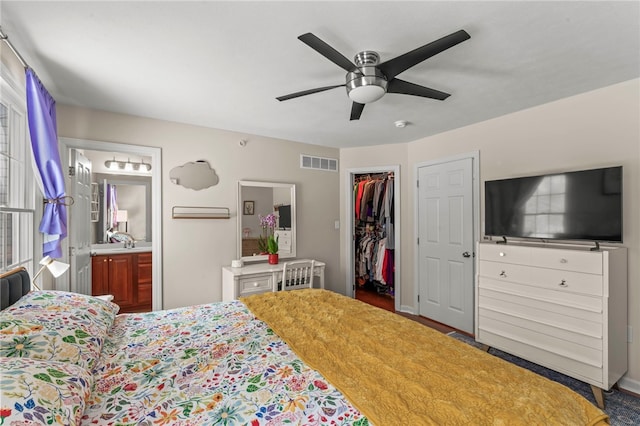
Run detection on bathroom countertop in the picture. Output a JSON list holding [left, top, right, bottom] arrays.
[[90, 242, 152, 255]]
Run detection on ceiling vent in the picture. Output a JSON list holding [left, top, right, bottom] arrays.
[[300, 155, 338, 172]]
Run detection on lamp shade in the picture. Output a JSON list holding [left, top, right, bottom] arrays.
[[41, 256, 70, 278], [116, 210, 128, 222], [32, 256, 70, 290]]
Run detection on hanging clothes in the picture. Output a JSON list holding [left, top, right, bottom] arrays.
[[354, 173, 395, 296], [354, 180, 367, 221]]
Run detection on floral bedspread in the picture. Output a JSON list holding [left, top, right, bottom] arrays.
[[81, 300, 369, 425]]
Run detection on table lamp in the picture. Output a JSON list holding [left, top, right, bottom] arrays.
[[116, 210, 129, 232], [32, 256, 70, 290]]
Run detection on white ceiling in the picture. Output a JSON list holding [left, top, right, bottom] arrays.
[[2, 1, 638, 149]]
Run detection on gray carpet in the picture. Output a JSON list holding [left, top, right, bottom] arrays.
[[449, 332, 640, 425]]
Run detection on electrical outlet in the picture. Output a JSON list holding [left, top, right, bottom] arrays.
[[628, 325, 633, 343]]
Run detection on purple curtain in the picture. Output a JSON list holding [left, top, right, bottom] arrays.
[[106, 184, 118, 229], [26, 68, 68, 258]]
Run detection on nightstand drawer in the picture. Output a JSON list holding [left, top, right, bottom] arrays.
[[239, 275, 273, 295]]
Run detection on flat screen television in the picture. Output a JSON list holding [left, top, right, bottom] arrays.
[[485, 166, 622, 243], [278, 205, 291, 229]]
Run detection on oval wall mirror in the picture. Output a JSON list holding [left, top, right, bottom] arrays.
[[237, 181, 296, 262]]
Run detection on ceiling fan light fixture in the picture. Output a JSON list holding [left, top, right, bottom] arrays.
[[346, 66, 388, 104], [278, 31, 469, 119], [347, 83, 386, 104]]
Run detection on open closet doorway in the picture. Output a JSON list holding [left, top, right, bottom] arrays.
[[346, 165, 400, 312], [58, 137, 163, 312]]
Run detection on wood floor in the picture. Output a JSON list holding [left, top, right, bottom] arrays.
[[355, 287, 466, 335]]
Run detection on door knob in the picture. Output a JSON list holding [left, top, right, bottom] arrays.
[[462, 251, 471, 258]]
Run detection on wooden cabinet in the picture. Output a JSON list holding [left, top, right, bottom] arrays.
[[476, 242, 627, 408], [92, 251, 152, 313], [241, 238, 261, 257], [136, 252, 152, 307]]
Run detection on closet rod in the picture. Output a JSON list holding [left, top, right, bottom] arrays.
[[355, 172, 393, 181]]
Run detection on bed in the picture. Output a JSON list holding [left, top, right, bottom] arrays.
[[1, 267, 608, 425]]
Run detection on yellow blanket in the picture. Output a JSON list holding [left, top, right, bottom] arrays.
[[242, 289, 609, 425]]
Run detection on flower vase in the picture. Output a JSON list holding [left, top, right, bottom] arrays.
[[268, 254, 279, 265]]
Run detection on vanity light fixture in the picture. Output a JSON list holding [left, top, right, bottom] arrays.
[[105, 158, 152, 172]]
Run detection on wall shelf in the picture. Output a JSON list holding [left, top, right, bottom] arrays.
[[171, 206, 230, 220], [90, 182, 100, 223]]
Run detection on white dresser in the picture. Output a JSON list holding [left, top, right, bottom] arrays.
[[274, 230, 292, 254], [476, 242, 627, 408], [222, 259, 325, 301]]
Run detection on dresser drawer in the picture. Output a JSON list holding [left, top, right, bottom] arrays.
[[477, 244, 530, 264], [478, 287, 603, 337], [274, 230, 292, 253], [478, 310, 603, 357], [479, 260, 603, 297], [478, 243, 603, 274], [530, 248, 602, 274], [477, 329, 604, 385], [479, 277, 603, 313], [239, 275, 273, 296]]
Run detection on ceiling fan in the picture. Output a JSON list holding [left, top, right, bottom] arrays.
[[276, 30, 470, 120]]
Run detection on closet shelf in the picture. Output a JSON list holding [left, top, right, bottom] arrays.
[[172, 206, 230, 220]]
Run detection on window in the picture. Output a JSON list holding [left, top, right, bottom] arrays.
[[0, 69, 35, 274], [523, 175, 566, 238]]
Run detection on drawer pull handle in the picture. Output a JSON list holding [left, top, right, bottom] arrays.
[[558, 280, 568, 287], [253, 282, 259, 287], [560, 258, 568, 264], [499, 270, 507, 278], [499, 252, 506, 257]]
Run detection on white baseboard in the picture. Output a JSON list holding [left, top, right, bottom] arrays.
[[618, 376, 640, 395], [399, 305, 416, 315]]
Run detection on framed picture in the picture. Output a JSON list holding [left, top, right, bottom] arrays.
[[243, 200, 254, 215]]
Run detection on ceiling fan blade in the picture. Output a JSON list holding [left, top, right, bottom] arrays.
[[276, 84, 345, 101], [298, 33, 356, 72], [378, 29, 470, 79], [387, 78, 450, 100], [350, 102, 365, 121]]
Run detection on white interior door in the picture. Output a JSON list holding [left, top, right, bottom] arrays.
[[69, 149, 92, 295], [417, 157, 474, 333]]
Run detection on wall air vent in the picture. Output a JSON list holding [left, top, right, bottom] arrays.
[[300, 155, 338, 172]]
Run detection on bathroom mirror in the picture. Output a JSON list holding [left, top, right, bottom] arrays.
[[237, 181, 296, 262], [94, 174, 152, 244]]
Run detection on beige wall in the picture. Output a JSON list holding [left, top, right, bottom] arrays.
[[340, 78, 640, 390], [56, 105, 342, 308], [0, 42, 25, 86]]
